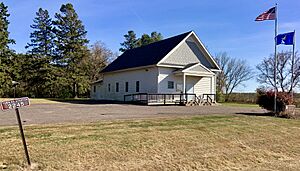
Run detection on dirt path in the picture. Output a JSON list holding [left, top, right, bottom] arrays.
[[0, 103, 267, 126]]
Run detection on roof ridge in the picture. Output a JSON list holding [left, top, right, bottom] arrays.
[[101, 31, 193, 73]]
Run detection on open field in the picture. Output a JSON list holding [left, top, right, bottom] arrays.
[[0, 115, 300, 170]]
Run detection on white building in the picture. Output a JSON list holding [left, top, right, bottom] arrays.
[[91, 31, 220, 104]]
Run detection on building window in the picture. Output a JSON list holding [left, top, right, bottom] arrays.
[[108, 84, 111, 92], [125, 82, 129, 92], [116, 82, 119, 92], [136, 81, 140, 92], [168, 81, 174, 89], [93, 86, 96, 93]]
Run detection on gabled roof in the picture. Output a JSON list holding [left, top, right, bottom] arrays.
[[101, 31, 192, 73], [173, 63, 214, 75]]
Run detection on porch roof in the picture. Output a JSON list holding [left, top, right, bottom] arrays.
[[173, 63, 215, 77]]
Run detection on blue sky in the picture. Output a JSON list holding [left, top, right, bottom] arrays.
[[3, 0, 300, 92]]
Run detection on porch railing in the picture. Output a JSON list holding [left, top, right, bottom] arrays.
[[203, 94, 216, 105], [124, 93, 197, 105]]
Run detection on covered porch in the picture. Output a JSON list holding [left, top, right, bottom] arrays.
[[172, 63, 216, 103]]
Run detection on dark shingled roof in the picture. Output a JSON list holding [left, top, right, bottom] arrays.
[[101, 31, 192, 73]]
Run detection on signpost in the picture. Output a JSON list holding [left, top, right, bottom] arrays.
[[1, 97, 31, 166]]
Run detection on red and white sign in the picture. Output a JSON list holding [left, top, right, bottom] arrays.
[[1, 97, 30, 111]]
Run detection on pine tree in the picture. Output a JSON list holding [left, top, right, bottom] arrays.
[[24, 8, 57, 97], [137, 34, 152, 47], [150, 31, 163, 42], [0, 2, 14, 57], [0, 2, 15, 97], [53, 3, 90, 98], [120, 30, 163, 52], [26, 8, 55, 59], [137, 32, 163, 47], [119, 30, 138, 52]]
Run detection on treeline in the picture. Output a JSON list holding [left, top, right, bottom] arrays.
[[0, 2, 162, 98], [0, 3, 113, 98]]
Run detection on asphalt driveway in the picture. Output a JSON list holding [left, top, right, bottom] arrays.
[[0, 103, 267, 126]]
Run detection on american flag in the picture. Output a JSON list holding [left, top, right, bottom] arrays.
[[255, 7, 276, 21]]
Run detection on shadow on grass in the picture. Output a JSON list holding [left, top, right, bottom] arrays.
[[47, 99, 187, 106], [235, 112, 274, 117]]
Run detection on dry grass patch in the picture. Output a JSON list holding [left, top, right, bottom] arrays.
[[0, 115, 300, 170], [0, 98, 61, 105], [0, 98, 90, 104]]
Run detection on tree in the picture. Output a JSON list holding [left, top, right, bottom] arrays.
[[53, 3, 90, 98], [86, 41, 114, 82], [0, 2, 15, 56], [0, 2, 15, 97], [137, 32, 163, 47], [119, 30, 138, 52], [120, 31, 163, 52], [215, 52, 253, 101], [24, 8, 56, 97], [26, 8, 55, 59], [25, 8, 55, 57], [137, 34, 152, 47], [150, 31, 163, 42], [256, 51, 300, 93]]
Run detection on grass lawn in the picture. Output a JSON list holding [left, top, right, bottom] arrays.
[[220, 102, 259, 108], [0, 115, 300, 170]]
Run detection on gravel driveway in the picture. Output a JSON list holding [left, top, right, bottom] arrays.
[[0, 103, 267, 126]]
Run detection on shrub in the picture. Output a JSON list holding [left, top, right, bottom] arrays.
[[216, 90, 225, 103], [256, 88, 293, 114]]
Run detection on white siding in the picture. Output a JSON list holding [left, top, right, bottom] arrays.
[[159, 35, 214, 69], [158, 67, 181, 93], [212, 75, 216, 94], [160, 41, 199, 66], [157, 67, 214, 97], [188, 64, 208, 72], [90, 82, 102, 99], [194, 77, 216, 96], [92, 67, 216, 101], [99, 67, 158, 101]]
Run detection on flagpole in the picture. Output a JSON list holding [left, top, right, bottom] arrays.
[[291, 30, 296, 101], [274, 3, 278, 113]]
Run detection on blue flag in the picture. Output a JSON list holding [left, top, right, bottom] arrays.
[[276, 32, 295, 45]]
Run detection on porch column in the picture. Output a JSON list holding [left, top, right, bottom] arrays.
[[183, 73, 186, 94]]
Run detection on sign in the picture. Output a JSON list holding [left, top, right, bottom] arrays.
[[1, 97, 30, 111], [0, 97, 31, 166]]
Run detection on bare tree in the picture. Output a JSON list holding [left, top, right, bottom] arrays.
[[87, 41, 115, 82], [215, 52, 253, 101], [256, 51, 300, 93]]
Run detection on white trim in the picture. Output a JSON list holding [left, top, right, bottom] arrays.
[[211, 69, 222, 72], [156, 64, 185, 69], [185, 72, 214, 77], [182, 63, 214, 74], [157, 31, 194, 65], [174, 71, 215, 77], [183, 73, 186, 93]]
